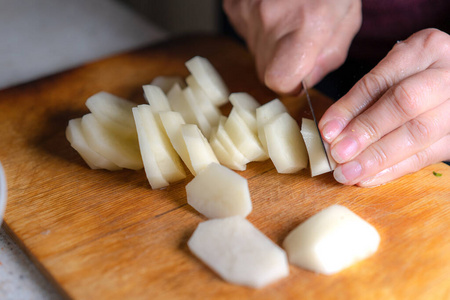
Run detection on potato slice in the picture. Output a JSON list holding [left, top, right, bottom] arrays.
[[229, 92, 260, 134], [158, 111, 195, 176], [182, 87, 212, 138], [225, 108, 268, 162], [209, 129, 246, 171], [181, 124, 219, 175], [66, 118, 121, 171], [264, 113, 308, 173], [301, 118, 337, 176], [143, 85, 171, 112], [81, 113, 143, 170], [185, 56, 229, 106], [283, 204, 380, 275], [186, 163, 251, 218], [256, 99, 288, 151], [188, 216, 289, 288], [214, 117, 250, 168], [85, 91, 137, 139], [150, 75, 186, 93], [133, 105, 185, 188]]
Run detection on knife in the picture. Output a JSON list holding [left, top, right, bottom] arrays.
[[302, 81, 333, 170]]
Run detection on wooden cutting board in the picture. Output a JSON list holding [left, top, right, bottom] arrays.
[[0, 36, 449, 300]]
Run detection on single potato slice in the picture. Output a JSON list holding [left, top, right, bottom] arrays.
[[143, 85, 172, 112], [264, 113, 308, 173], [256, 99, 288, 151], [66, 118, 122, 171], [209, 129, 246, 171], [85, 91, 137, 139], [188, 216, 289, 288], [185, 56, 229, 106], [133, 105, 186, 188], [229, 92, 260, 134], [181, 124, 219, 175], [301, 118, 337, 176], [182, 87, 212, 138], [150, 75, 186, 93], [225, 108, 268, 162], [81, 113, 143, 170], [186, 163, 251, 218], [283, 204, 380, 275]]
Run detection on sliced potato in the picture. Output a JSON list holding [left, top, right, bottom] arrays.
[[264, 113, 308, 173], [185, 56, 229, 106], [209, 129, 246, 171], [283, 204, 380, 275], [256, 99, 288, 151], [182, 87, 212, 138], [188, 216, 289, 288], [150, 75, 186, 93], [225, 108, 268, 162], [181, 124, 219, 175], [229, 92, 260, 134], [81, 113, 143, 170], [133, 105, 186, 188], [143, 85, 171, 112], [301, 118, 337, 176], [66, 118, 121, 171], [186, 163, 251, 218], [214, 117, 250, 168]]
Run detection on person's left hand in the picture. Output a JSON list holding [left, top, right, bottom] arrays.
[[319, 29, 450, 187]]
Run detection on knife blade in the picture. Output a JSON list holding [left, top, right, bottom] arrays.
[[302, 81, 333, 171]]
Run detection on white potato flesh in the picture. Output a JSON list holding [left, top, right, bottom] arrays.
[[143, 85, 171, 112], [158, 111, 195, 176], [225, 108, 268, 162], [264, 113, 308, 173], [256, 99, 288, 151], [209, 129, 246, 171], [81, 113, 143, 170], [66, 118, 122, 171], [229, 92, 260, 134], [186, 163, 251, 218], [182, 87, 212, 138], [133, 105, 186, 187], [185, 56, 229, 106], [85, 91, 137, 139], [283, 204, 380, 275], [188, 216, 289, 288], [215, 117, 250, 167], [186, 75, 222, 127], [150, 75, 186, 93], [181, 124, 219, 175], [301, 118, 337, 176]]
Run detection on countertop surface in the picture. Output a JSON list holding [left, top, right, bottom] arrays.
[[0, 0, 166, 298]]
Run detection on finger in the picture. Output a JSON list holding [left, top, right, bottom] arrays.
[[330, 68, 450, 163], [356, 135, 450, 187], [333, 99, 450, 185], [319, 29, 450, 143]]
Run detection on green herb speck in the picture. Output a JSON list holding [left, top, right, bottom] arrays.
[[433, 171, 442, 177]]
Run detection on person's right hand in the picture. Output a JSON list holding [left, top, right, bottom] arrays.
[[223, 0, 362, 95]]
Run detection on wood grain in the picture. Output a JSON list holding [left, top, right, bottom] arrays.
[[0, 36, 449, 300]]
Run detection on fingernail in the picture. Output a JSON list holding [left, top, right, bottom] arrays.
[[331, 136, 358, 163], [333, 161, 362, 184], [322, 120, 343, 142]]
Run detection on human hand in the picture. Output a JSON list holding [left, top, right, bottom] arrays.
[[223, 0, 362, 94], [319, 29, 450, 187]]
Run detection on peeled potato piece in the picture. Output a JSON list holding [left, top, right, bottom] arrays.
[[182, 87, 212, 138], [81, 113, 143, 170], [188, 216, 289, 288], [66, 118, 121, 171], [133, 105, 185, 188], [150, 75, 186, 93], [256, 99, 288, 151], [159, 111, 195, 175], [209, 129, 246, 171], [143, 85, 171, 112], [264, 113, 308, 173], [85, 91, 137, 139], [214, 117, 250, 168], [186, 163, 251, 218], [301, 118, 337, 176], [185, 56, 229, 107], [181, 124, 219, 175], [229, 92, 260, 134], [225, 108, 268, 162], [283, 204, 380, 275]]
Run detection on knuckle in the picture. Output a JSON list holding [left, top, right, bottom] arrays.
[[366, 143, 389, 169], [353, 114, 383, 142], [390, 83, 420, 119], [256, 0, 277, 28], [358, 71, 389, 102], [405, 117, 437, 146]]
